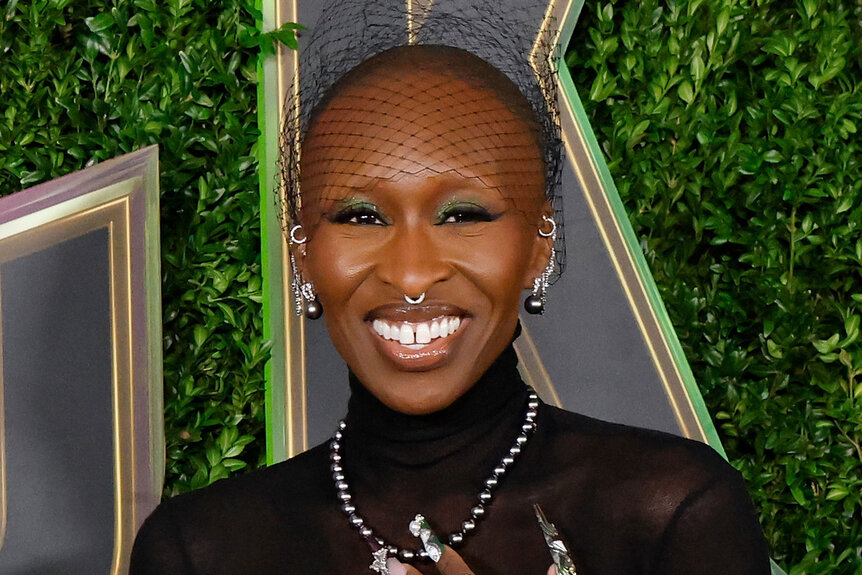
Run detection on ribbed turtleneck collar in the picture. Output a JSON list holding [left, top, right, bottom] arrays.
[[344, 339, 527, 445]]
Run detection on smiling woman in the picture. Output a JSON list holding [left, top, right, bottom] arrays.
[[296, 46, 552, 415], [129, 2, 771, 574]]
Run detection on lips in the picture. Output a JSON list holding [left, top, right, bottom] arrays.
[[364, 303, 469, 370]]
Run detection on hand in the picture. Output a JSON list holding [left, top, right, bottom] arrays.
[[388, 545, 556, 575]]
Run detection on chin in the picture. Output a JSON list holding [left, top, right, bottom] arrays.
[[374, 372, 474, 415]]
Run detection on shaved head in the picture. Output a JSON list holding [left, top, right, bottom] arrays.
[[299, 45, 546, 218]]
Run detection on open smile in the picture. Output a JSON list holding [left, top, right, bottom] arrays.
[[364, 305, 469, 371], [371, 315, 462, 348]]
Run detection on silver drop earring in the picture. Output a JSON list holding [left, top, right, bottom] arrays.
[[524, 216, 556, 315], [289, 225, 323, 320], [300, 278, 323, 320]]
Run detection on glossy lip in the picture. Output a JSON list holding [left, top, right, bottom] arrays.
[[364, 303, 470, 372]]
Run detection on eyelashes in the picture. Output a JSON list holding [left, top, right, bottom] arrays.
[[329, 202, 389, 226], [328, 200, 501, 226], [436, 202, 500, 224]]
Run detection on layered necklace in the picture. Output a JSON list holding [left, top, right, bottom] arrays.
[[328, 387, 540, 570]]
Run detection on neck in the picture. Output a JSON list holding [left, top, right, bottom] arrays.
[[345, 342, 525, 442], [336, 334, 533, 553]]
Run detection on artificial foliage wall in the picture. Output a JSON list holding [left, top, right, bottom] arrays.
[[0, 0, 270, 495], [568, 1, 862, 573]]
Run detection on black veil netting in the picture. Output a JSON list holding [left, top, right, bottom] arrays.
[[277, 0, 566, 280]]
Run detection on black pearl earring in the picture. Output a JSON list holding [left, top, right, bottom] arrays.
[[524, 292, 544, 315], [299, 281, 323, 320], [305, 296, 323, 320]]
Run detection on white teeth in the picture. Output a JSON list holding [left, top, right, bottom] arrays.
[[399, 324, 415, 345], [416, 323, 431, 344], [372, 316, 463, 345], [373, 320, 390, 340]]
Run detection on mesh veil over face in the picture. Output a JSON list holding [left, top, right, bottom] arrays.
[[278, 0, 565, 280]]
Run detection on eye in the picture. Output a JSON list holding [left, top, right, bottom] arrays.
[[437, 203, 500, 225], [330, 204, 389, 226]]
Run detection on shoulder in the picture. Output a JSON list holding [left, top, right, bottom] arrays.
[[153, 442, 330, 520], [130, 443, 332, 574], [535, 404, 749, 522], [538, 404, 733, 475], [533, 406, 769, 573]]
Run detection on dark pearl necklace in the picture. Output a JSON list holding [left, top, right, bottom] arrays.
[[329, 388, 540, 563]]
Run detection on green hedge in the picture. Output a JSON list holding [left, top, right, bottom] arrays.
[[567, 0, 862, 572], [0, 0, 269, 495], [4, 1, 861, 572]]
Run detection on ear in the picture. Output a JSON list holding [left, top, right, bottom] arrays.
[[291, 241, 308, 270], [522, 204, 555, 289]]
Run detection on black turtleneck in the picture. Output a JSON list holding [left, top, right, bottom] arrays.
[[130, 343, 770, 574]]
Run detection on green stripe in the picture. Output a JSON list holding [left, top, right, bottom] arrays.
[[257, 0, 289, 465]]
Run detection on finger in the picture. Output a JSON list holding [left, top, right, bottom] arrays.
[[386, 558, 409, 575], [435, 545, 475, 575], [547, 565, 557, 575], [398, 561, 422, 575]]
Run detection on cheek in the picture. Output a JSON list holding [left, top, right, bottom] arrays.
[[448, 222, 537, 302], [301, 226, 370, 294]]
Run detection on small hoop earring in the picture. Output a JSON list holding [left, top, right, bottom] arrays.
[[289, 224, 307, 245], [538, 215, 556, 239], [404, 293, 426, 305], [289, 253, 323, 319]]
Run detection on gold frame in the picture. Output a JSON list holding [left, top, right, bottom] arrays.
[[0, 146, 162, 573], [259, 0, 309, 463]]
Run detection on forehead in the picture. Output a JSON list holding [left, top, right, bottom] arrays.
[[299, 52, 545, 205]]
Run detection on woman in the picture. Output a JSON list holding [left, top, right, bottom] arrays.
[[131, 8, 770, 575]]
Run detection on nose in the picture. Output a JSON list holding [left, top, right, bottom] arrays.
[[375, 222, 451, 297]]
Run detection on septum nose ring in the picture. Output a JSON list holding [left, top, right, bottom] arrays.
[[404, 293, 426, 305]]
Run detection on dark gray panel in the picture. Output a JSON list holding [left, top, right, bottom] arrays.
[[521, 171, 679, 434], [305, 321, 349, 448], [0, 228, 114, 574]]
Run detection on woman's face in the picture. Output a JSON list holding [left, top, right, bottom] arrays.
[[296, 52, 551, 414]]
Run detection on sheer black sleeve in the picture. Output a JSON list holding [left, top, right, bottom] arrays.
[[130, 502, 196, 575], [649, 468, 770, 575]]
